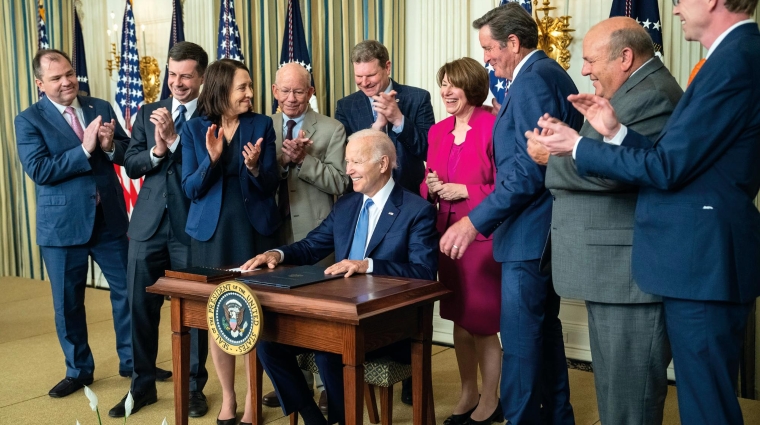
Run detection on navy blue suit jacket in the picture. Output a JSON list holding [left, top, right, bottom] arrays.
[[469, 50, 582, 262], [279, 182, 438, 280], [575, 23, 760, 303], [181, 112, 281, 241], [334, 80, 435, 194], [15, 95, 130, 247]]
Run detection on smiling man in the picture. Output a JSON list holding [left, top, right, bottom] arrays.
[[528, 18, 683, 425], [530, 0, 760, 423], [334, 40, 435, 196], [111, 42, 210, 418], [241, 129, 438, 425], [15, 49, 131, 399], [439, 3, 583, 424]]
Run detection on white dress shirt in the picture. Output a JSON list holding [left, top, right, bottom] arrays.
[[48, 97, 115, 160]]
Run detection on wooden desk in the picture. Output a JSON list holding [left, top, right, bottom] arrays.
[[148, 272, 450, 425]]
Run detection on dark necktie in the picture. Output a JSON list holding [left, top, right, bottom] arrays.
[[349, 199, 374, 260], [279, 119, 298, 218], [174, 104, 187, 134]]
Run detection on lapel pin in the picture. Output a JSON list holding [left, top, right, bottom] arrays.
[[388, 212, 394, 216]]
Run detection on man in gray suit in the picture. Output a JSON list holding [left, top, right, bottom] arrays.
[[109, 42, 210, 418], [261, 62, 350, 412], [528, 18, 683, 424]]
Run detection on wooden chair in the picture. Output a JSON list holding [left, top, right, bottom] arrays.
[[288, 352, 429, 425]]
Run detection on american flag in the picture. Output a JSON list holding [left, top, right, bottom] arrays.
[[115, 0, 145, 216], [274, 0, 318, 113], [160, 0, 185, 100], [487, 0, 533, 105], [37, 2, 50, 99], [72, 7, 90, 96], [610, 0, 664, 56], [217, 0, 244, 61]]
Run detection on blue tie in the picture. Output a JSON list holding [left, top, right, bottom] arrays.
[[174, 104, 187, 134], [348, 199, 374, 260]]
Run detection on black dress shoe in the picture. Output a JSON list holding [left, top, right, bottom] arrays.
[[318, 390, 328, 415], [217, 419, 236, 425], [444, 403, 478, 425], [48, 376, 93, 398], [188, 391, 208, 417], [108, 389, 158, 418], [156, 367, 172, 381], [466, 403, 504, 425], [262, 390, 281, 408], [401, 377, 413, 406]]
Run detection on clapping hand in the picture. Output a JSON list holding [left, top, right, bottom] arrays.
[[150, 108, 177, 156], [282, 130, 313, 165], [526, 127, 553, 165], [206, 124, 224, 165], [97, 119, 116, 152], [242, 137, 263, 175], [82, 116, 102, 154], [567, 94, 621, 139], [372, 90, 403, 128], [529, 114, 579, 157]]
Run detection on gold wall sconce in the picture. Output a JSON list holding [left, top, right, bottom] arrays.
[[534, 0, 575, 70], [139, 57, 161, 103]]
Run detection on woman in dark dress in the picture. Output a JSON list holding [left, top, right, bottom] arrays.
[[181, 59, 280, 425], [421, 58, 502, 425]]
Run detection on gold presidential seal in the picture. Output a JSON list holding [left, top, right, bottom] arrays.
[[207, 281, 263, 355]]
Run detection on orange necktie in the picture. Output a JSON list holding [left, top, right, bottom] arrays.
[[687, 58, 706, 86]]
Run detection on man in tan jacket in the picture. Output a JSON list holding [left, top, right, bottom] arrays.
[[263, 61, 350, 412]]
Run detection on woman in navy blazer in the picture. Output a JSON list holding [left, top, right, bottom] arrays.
[[181, 59, 280, 425], [421, 58, 502, 425]]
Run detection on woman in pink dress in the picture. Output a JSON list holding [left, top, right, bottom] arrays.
[[421, 57, 502, 425]]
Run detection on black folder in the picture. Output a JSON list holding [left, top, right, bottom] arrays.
[[236, 265, 344, 289]]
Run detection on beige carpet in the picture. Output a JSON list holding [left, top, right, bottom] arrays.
[[2, 276, 760, 424]]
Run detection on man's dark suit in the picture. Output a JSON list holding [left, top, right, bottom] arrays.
[[546, 58, 683, 424], [256, 181, 438, 424], [574, 23, 760, 425], [334, 80, 435, 194], [14, 95, 132, 379], [123, 98, 208, 394], [468, 50, 582, 424]]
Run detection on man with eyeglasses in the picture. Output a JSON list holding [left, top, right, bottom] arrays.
[[531, 0, 760, 423], [263, 61, 351, 413]]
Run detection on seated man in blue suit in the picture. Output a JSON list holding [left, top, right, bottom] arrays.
[[241, 129, 438, 425], [15, 49, 132, 398], [334, 40, 435, 196], [441, 4, 582, 424], [532, 0, 760, 423]]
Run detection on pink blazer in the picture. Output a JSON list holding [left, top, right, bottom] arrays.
[[421, 107, 497, 240]]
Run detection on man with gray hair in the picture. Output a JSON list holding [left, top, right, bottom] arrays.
[[261, 61, 350, 413], [241, 129, 438, 425], [440, 3, 582, 423], [527, 17, 683, 425], [335, 40, 435, 196]]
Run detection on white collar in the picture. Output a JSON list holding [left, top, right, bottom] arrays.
[[362, 177, 395, 210], [706, 20, 755, 59], [49, 97, 82, 114], [172, 97, 198, 115], [512, 49, 541, 81], [629, 57, 657, 79]]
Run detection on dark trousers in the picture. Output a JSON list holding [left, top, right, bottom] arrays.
[[499, 260, 574, 425], [127, 211, 208, 393], [663, 297, 752, 425], [40, 205, 132, 379], [258, 339, 410, 424]]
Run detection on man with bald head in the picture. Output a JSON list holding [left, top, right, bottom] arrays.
[[528, 18, 683, 424], [262, 62, 350, 411], [242, 130, 438, 425]]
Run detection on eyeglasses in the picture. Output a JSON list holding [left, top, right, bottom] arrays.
[[277, 87, 308, 98]]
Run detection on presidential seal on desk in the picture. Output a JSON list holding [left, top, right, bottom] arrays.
[[207, 281, 263, 355]]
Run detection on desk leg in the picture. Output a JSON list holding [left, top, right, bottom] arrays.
[[343, 327, 365, 425], [171, 298, 190, 425], [412, 304, 435, 425], [249, 348, 263, 425]]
